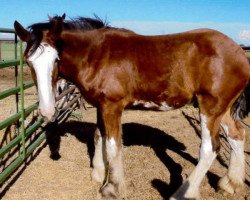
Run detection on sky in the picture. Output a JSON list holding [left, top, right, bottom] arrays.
[[1, 0, 250, 45]]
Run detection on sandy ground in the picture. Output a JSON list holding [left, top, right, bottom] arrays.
[[0, 68, 250, 200]]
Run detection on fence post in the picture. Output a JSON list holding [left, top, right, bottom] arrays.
[[19, 42, 26, 159], [0, 41, 1, 60], [14, 34, 21, 144]]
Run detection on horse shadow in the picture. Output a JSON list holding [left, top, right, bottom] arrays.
[[123, 122, 199, 198], [45, 117, 200, 198], [49, 109, 250, 198], [47, 109, 244, 198]]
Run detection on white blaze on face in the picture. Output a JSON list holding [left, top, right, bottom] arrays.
[[28, 42, 59, 121]]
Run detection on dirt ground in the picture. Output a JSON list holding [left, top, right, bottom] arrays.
[[0, 68, 250, 200]]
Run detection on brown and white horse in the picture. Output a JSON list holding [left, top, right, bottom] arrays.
[[14, 14, 250, 199]]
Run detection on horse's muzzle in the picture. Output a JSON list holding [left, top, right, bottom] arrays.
[[38, 107, 59, 123]]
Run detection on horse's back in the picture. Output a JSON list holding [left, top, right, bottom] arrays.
[[81, 28, 250, 111], [119, 29, 249, 107]]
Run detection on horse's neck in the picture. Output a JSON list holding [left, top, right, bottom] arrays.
[[59, 32, 94, 90]]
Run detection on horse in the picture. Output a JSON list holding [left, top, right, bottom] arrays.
[[14, 14, 250, 199]]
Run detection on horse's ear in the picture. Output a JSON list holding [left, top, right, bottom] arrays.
[[14, 21, 31, 42], [48, 15, 52, 21], [49, 15, 65, 38], [62, 13, 66, 20]]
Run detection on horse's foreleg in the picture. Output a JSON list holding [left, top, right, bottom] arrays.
[[92, 128, 106, 183], [98, 102, 125, 199], [219, 111, 245, 194], [92, 108, 107, 183], [171, 113, 220, 199]]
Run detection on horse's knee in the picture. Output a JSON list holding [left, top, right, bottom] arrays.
[[221, 111, 245, 140]]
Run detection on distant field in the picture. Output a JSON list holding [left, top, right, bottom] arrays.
[[0, 42, 21, 61], [246, 51, 250, 58]]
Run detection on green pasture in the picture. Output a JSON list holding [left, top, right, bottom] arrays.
[[0, 42, 21, 61], [246, 51, 250, 58]]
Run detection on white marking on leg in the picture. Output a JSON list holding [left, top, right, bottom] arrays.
[[106, 137, 117, 161], [92, 129, 106, 183], [103, 137, 125, 197], [172, 114, 217, 199], [227, 138, 245, 183], [200, 115, 214, 156], [28, 43, 59, 120], [220, 124, 245, 188]]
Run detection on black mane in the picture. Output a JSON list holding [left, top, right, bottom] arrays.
[[25, 15, 110, 56], [28, 15, 110, 32], [65, 16, 110, 30]]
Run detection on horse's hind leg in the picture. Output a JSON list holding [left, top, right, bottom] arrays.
[[171, 112, 220, 199], [219, 110, 245, 194], [171, 94, 225, 199]]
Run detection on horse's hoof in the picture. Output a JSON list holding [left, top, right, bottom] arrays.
[[218, 175, 245, 195], [170, 181, 201, 200], [100, 183, 118, 200], [170, 194, 201, 200]]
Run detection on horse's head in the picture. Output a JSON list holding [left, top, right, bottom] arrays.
[[14, 14, 65, 122]]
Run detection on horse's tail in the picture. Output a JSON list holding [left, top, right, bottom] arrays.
[[231, 80, 250, 120]]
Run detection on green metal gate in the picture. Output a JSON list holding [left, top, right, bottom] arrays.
[[0, 28, 45, 185], [0, 28, 82, 186]]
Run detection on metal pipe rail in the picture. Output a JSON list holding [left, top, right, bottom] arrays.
[[0, 81, 35, 100], [0, 28, 15, 33], [0, 60, 19, 69]]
